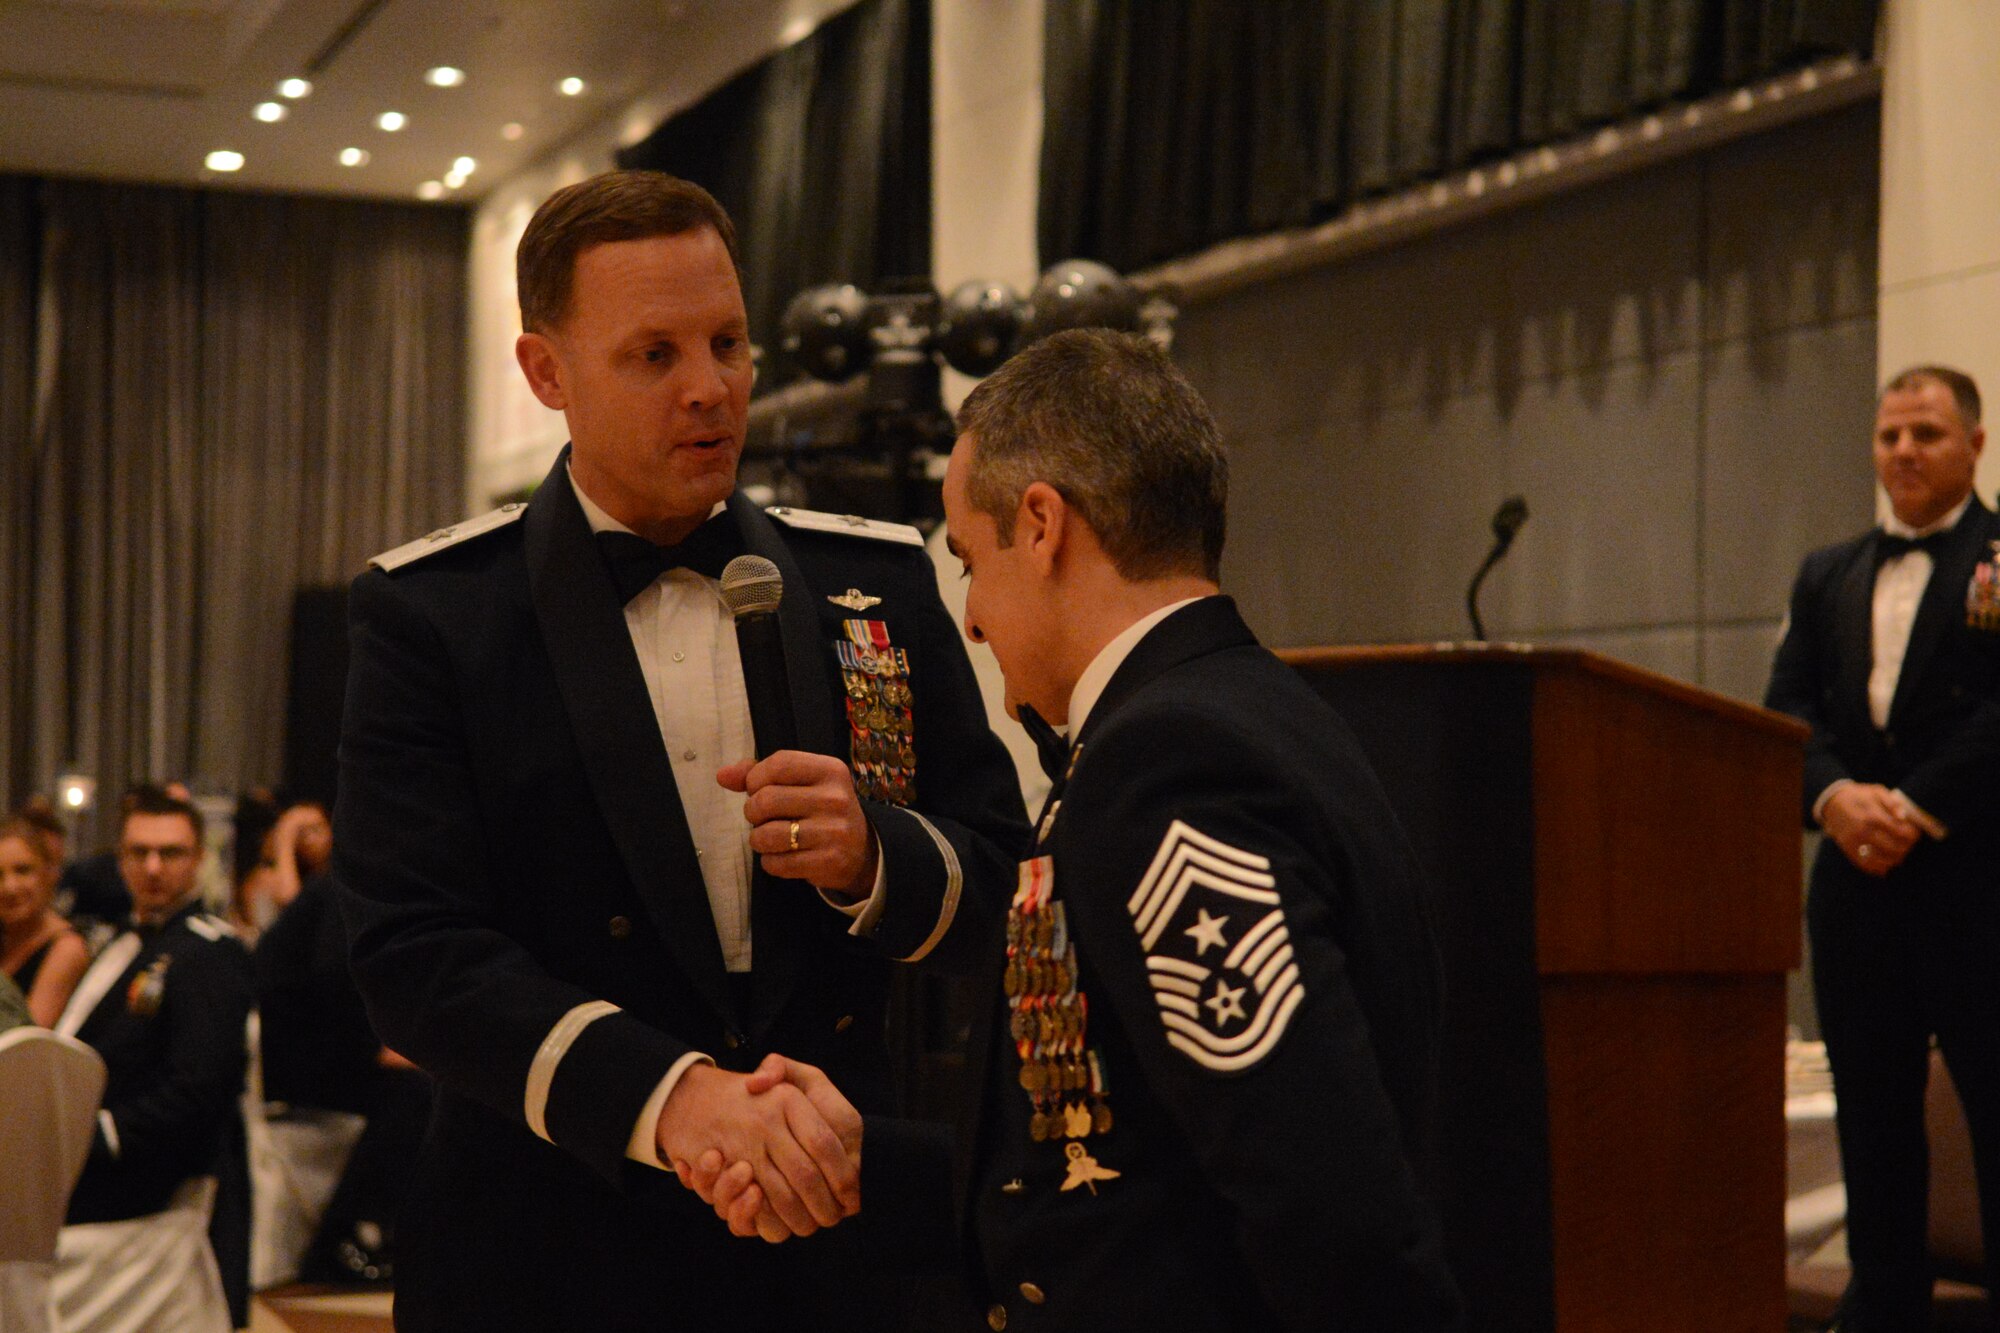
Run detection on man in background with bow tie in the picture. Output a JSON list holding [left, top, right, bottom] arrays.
[[333, 170, 1026, 1330], [54, 786, 251, 1332], [1766, 365, 2000, 1330]]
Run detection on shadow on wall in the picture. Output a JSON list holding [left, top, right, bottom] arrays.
[[1178, 100, 1882, 689]]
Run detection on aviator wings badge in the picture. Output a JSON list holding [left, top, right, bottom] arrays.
[[828, 588, 882, 611]]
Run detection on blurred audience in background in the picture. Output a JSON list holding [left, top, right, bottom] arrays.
[[233, 796, 332, 941], [0, 814, 89, 1026]]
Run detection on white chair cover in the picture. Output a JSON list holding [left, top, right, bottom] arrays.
[[53, 1177, 231, 1333], [240, 1013, 365, 1290], [0, 1027, 107, 1333]]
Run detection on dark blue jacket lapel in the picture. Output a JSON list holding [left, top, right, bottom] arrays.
[[1833, 541, 1878, 737], [1073, 596, 1258, 753], [523, 450, 738, 1028], [1889, 500, 1993, 725]]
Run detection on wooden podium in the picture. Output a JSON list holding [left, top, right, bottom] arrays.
[[1280, 645, 1807, 1332]]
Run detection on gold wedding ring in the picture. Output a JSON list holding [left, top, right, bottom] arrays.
[[1858, 843, 1874, 859], [788, 820, 801, 852]]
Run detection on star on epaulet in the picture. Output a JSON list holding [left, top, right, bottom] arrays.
[[765, 506, 924, 548], [369, 503, 528, 572]]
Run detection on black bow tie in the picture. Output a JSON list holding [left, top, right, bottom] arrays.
[[594, 516, 744, 604], [1877, 530, 1950, 563], [1016, 704, 1071, 784]]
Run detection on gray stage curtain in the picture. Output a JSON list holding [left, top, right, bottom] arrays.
[[614, 0, 930, 390], [0, 178, 41, 818], [0, 177, 467, 819], [1041, 0, 1879, 273]]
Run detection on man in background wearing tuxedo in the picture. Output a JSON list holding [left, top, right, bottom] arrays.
[[1766, 365, 2000, 1329]]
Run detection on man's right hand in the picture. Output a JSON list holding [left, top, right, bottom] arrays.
[[1821, 782, 1920, 875], [672, 1054, 864, 1242], [655, 1059, 860, 1240]]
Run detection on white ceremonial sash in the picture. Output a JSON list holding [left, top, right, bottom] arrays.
[[55, 933, 142, 1038]]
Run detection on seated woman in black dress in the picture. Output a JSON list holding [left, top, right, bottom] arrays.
[[0, 815, 90, 1027]]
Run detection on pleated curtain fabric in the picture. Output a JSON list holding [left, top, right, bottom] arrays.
[[0, 178, 41, 818], [1039, 0, 1880, 274], [0, 177, 468, 819], [615, 0, 931, 391]]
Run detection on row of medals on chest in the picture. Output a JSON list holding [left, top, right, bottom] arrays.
[[844, 670, 915, 767], [1008, 892, 1113, 1143]]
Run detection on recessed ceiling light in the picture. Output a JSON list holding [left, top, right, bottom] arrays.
[[376, 111, 407, 132], [558, 77, 586, 97], [425, 66, 465, 88], [417, 181, 445, 201], [501, 122, 524, 141], [781, 16, 814, 44], [278, 78, 312, 100], [452, 156, 476, 176], [205, 150, 245, 172], [253, 102, 286, 123], [338, 147, 370, 167]]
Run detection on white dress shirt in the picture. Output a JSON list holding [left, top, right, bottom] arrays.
[[1810, 494, 1967, 837], [568, 470, 886, 1169], [572, 475, 757, 971]]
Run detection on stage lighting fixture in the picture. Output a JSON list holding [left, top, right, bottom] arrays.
[[935, 280, 1023, 376], [780, 284, 871, 383], [1022, 259, 1142, 342], [860, 282, 945, 416]]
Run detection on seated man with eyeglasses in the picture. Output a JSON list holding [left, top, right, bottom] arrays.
[[53, 785, 252, 1333]]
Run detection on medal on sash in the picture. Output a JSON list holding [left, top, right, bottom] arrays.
[[1006, 854, 1115, 1163], [837, 619, 916, 805], [127, 954, 170, 1016]]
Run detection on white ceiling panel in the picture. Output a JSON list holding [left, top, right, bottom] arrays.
[[0, 0, 864, 203]]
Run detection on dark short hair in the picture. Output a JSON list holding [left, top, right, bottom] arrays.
[[121, 786, 204, 849], [516, 170, 738, 334], [0, 816, 56, 868], [955, 329, 1227, 581], [9, 801, 64, 858], [1884, 364, 1982, 428]]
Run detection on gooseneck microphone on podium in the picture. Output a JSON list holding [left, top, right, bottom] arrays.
[[720, 555, 798, 758], [1465, 495, 1529, 642]]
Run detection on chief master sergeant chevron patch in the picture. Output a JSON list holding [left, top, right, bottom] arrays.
[[1127, 819, 1307, 1073]]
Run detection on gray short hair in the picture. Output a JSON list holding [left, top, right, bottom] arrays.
[[954, 329, 1227, 581], [1884, 364, 1982, 428]]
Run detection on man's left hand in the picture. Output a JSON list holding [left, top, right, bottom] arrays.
[[719, 752, 879, 897]]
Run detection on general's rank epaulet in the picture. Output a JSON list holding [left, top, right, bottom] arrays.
[[765, 506, 924, 548], [369, 502, 528, 572]]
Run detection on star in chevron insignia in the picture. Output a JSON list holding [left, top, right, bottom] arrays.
[[1204, 979, 1248, 1028], [1185, 908, 1230, 956], [828, 588, 882, 611]]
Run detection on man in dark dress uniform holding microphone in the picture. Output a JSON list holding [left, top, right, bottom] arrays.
[[691, 329, 1463, 1330], [333, 170, 1026, 1331]]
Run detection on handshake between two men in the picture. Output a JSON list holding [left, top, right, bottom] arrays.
[[653, 748, 882, 1244]]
